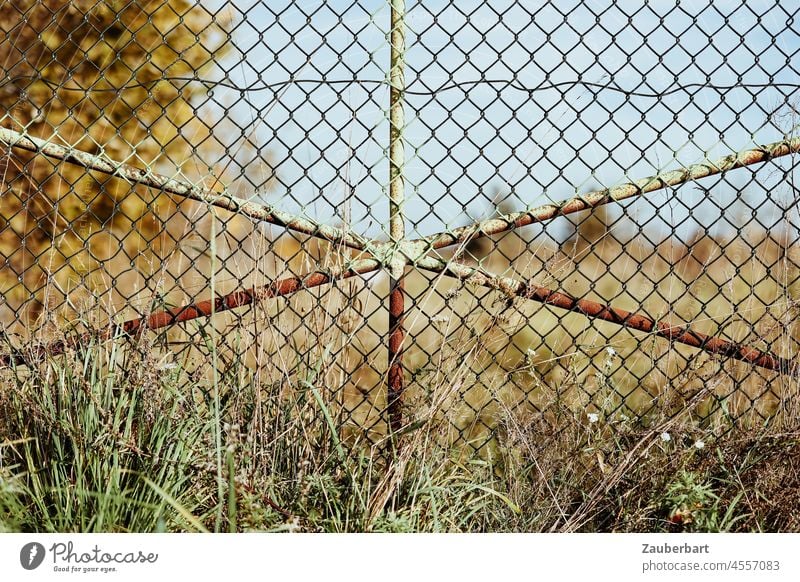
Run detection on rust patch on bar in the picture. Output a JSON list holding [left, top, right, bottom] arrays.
[[388, 278, 405, 432], [522, 285, 790, 372]]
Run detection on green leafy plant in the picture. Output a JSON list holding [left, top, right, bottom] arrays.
[[660, 470, 747, 532]]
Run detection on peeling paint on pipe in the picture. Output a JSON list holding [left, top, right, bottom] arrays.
[[0, 127, 369, 250], [419, 138, 800, 251]]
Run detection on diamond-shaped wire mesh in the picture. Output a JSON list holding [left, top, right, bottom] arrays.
[[1, 0, 799, 456]]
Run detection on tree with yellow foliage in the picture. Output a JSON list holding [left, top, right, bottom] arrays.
[[0, 0, 230, 330]]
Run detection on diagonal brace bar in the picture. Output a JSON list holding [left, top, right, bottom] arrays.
[[4, 126, 798, 265], [415, 255, 797, 376], [0, 258, 381, 368], [416, 138, 800, 251], [4, 251, 796, 379], [0, 127, 370, 251]]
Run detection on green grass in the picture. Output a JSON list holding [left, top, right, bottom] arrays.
[[1, 332, 799, 533], [0, 336, 210, 532]]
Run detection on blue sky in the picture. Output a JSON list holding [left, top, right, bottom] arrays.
[[199, 0, 800, 243]]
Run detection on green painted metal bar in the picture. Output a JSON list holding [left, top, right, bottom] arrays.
[[0, 127, 370, 251], [416, 138, 800, 252]]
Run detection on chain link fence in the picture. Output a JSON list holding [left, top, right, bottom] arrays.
[[2, 0, 800, 455]]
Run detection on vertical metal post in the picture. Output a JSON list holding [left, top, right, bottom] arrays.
[[387, 0, 406, 434]]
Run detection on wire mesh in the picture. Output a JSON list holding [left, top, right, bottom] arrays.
[[1, 0, 799, 456]]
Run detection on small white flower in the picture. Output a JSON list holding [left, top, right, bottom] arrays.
[[605, 347, 617, 358], [694, 440, 705, 449], [587, 412, 599, 424], [526, 348, 537, 357], [660, 432, 671, 442]]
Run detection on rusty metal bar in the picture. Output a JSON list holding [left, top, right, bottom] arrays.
[[387, 0, 408, 434], [416, 256, 797, 376], [417, 138, 800, 251], [0, 127, 370, 251], [0, 258, 381, 368]]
